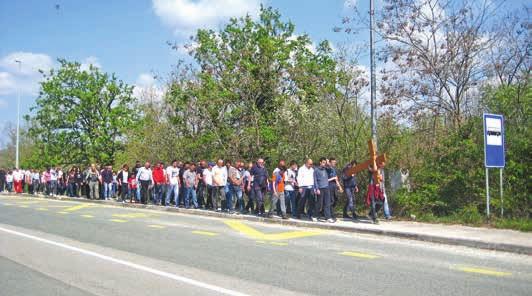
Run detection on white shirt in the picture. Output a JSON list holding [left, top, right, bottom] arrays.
[[284, 168, 297, 191], [166, 166, 180, 185], [137, 167, 153, 182], [13, 171, 23, 182], [121, 171, 129, 183], [6, 174, 13, 182], [296, 165, 314, 187], [50, 169, 58, 181], [203, 169, 213, 186], [212, 165, 227, 186]]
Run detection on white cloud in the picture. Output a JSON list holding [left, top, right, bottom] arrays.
[[133, 72, 165, 103], [0, 98, 7, 109], [152, 0, 262, 35], [0, 52, 53, 76], [80, 56, 102, 71], [0, 52, 54, 96]]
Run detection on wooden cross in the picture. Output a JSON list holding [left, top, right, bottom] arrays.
[[345, 139, 386, 183]]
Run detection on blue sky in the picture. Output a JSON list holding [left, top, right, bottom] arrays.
[[0, 0, 526, 145]]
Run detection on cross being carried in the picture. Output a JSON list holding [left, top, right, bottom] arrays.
[[345, 139, 387, 223]]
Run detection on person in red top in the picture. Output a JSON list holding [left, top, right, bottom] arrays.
[[128, 174, 138, 203], [152, 162, 166, 205]]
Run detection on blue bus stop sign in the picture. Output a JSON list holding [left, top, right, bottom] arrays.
[[483, 113, 505, 168]]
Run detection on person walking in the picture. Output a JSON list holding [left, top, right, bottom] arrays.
[[284, 161, 298, 218], [296, 159, 317, 221], [137, 162, 153, 205], [101, 165, 113, 200], [269, 165, 288, 219], [152, 162, 165, 205], [315, 158, 334, 223], [202, 162, 215, 209], [13, 168, 24, 194], [165, 160, 180, 207], [248, 159, 269, 216], [183, 163, 199, 209], [228, 161, 244, 213], [212, 159, 227, 212], [342, 160, 359, 220], [117, 164, 129, 203], [86, 164, 101, 200]]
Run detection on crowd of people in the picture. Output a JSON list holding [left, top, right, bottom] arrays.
[[0, 158, 392, 223]]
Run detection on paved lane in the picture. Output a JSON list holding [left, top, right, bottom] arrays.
[[1, 195, 531, 295]]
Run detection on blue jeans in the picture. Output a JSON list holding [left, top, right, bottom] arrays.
[[67, 183, 77, 197], [285, 190, 296, 217], [136, 186, 141, 201], [166, 184, 179, 206], [152, 184, 163, 204], [184, 187, 198, 208], [49, 180, 58, 195], [231, 184, 243, 212], [104, 182, 112, 199], [224, 184, 232, 211]]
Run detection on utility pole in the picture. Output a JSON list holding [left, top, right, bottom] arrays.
[[369, 0, 377, 144], [15, 59, 22, 169]]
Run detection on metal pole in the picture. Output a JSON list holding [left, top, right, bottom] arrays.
[[15, 60, 21, 169], [500, 168, 503, 217], [369, 0, 377, 143], [485, 167, 490, 218]]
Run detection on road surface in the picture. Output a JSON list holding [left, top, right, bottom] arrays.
[[0, 194, 530, 296]]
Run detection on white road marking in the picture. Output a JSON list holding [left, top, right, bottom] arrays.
[[0, 226, 250, 296]]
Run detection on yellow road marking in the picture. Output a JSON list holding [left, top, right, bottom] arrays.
[[148, 225, 166, 229], [113, 213, 155, 219], [224, 220, 322, 241], [18, 205, 29, 208], [340, 251, 380, 259], [36, 208, 49, 211], [81, 215, 94, 218], [192, 230, 218, 236], [110, 219, 128, 223], [64, 204, 97, 212], [46, 205, 69, 208], [3, 203, 13, 206], [269, 242, 288, 246], [456, 266, 511, 277], [57, 211, 69, 214]]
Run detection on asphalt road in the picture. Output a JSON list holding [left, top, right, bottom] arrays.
[[0, 194, 531, 296]]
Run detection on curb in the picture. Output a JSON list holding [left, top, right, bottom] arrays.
[[9, 193, 532, 255]]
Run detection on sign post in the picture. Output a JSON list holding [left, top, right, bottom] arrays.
[[483, 113, 505, 218]]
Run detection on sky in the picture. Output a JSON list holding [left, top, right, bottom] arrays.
[[0, 0, 527, 146]]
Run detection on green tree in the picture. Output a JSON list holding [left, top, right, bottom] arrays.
[[27, 59, 136, 166]]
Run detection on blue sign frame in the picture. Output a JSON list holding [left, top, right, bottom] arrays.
[[483, 113, 505, 168]]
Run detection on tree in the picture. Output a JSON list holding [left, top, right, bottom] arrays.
[[378, 0, 500, 128], [27, 59, 136, 166], [165, 6, 348, 161]]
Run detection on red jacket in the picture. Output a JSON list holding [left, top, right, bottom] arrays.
[[153, 167, 165, 184]]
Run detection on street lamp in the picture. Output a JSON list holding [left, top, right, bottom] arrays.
[[14, 59, 21, 169]]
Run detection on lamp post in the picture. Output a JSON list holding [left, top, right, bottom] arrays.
[[369, 0, 377, 143], [14, 59, 21, 169]]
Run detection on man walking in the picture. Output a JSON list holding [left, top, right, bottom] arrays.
[[342, 160, 359, 220], [296, 159, 317, 221], [165, 160, 180, 207], [183, 163, 199, 209], [212, 159, 227, 212], [152, 162, 165, 205], [284, 161, 298, 218], [315, 158, 334, 223], [137, 162, 154, 205], [228, 161, 244, 213], [270, 165, 288, 219], [101, 165, 113, 200], [86, 164, 101, 200], [248, 158, 269, 216], [117, 164, 129, 203]]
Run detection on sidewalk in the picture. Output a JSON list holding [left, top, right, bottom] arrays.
[[5, 193, 532, 255]]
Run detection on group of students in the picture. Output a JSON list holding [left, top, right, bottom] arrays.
[[0, 157, 392, 223]]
